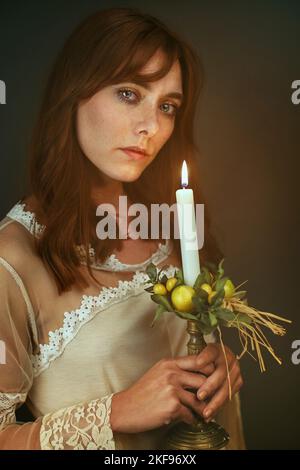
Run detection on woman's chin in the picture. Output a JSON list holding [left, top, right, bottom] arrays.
[[116, 169, 144, 183]]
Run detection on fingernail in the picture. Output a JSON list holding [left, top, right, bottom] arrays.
[[198, 391, 207, 400], [204, 408, 211, 418]]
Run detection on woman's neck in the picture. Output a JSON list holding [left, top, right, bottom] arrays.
[[92, 180, 126, 207]]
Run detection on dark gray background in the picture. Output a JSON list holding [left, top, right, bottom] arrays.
[[0, 0, 299, 449]]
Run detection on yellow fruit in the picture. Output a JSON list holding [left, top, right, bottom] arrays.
[[200, 283, 212, 295], [153, 283, 167, 295], [171, 285, 196, 312], [166, 277, 177, 292], [224, 279, 235, 299], [208, 290, 217, 304]]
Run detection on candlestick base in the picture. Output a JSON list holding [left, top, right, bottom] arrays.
[[163, 417, 229, 450], [161, 320, 230, 450]]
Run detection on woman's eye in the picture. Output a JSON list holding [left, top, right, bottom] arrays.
[[160, 103, 178, 117], [117, 88, 178, 117], [117, 88, 138, 103]]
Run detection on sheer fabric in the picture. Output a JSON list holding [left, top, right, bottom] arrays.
[[0, 201, 245, 450]]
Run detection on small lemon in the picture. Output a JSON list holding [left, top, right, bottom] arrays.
[[208, 290, 217, 304], [153, 283, 167, 295], [200, 283, 212, 295], [166, 277, 177, 292], [171, 285, 196, 312], [224, 279, 235, 299]]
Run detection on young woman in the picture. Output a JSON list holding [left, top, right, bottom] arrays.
[[0, 8, 245, 449]]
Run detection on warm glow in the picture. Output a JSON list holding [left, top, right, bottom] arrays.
[[181, 160, 188, 187]]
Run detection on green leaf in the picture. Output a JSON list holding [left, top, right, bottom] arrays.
[[236, 313, 252, 324], [173, 310, 199, 321], [198, 288, 209, 302], [157, 264, 169, 279], [214, 307, 235, 321], [215, 277, 228, 293], [209, 312, 218, 327], [175, 268, 184, 284], [174, 278, 184, 288], [192, 295, 206, 313], [201, 324, 217, 335], [209, 288, 225, 308], [146, 262, 158, 283], [204, 261, 218, 276], [144, 286, 154, 293], [193, 272, 207, 290], [151, 304, 166, 327], [150, 294, 173, 311], [233, 290, 247, 300], [216, 258, 225, 280], [160, 274, 168, 284], [201, 266, 211, 285], [200, 312, 211, 327]]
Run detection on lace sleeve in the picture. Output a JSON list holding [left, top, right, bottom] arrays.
[[0, 257, 43, 449], [40, 394, 115, 450], [0, 392, 27, 429], [0, 257, 116, 450]]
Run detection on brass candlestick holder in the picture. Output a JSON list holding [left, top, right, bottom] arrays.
[[163, 320, 229, 450]]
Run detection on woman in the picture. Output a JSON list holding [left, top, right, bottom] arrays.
[[0, 8, 245, 449]]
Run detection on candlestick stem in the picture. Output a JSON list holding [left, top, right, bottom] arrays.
[[162, 320, 230, 450]]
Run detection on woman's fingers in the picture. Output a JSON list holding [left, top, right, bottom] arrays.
[[177, 388, 206, 419], [202, 373, 243, 421], [177, 370, 207, 390], [196, 362, 229, 400], [198, 363, 215, 376], [177, 405, 197, 426], [194, 344, 220, 368], [196, 349, 239, 401], [174, 344, 219, 372]]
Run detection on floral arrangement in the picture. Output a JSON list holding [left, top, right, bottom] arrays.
[[144, 259, 291, 376]]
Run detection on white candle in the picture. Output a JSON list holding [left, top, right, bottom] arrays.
[[175, 160, 201, 287]]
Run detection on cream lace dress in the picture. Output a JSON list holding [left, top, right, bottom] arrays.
[[0, 201, 245, 450]]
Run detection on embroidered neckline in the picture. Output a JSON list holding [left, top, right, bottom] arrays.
[[6, 201, 173, 272], [5, 201, 178, 377], [31, 265, 178, 378]]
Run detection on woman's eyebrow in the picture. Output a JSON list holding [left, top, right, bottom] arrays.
[[129, 80, 183, 103]]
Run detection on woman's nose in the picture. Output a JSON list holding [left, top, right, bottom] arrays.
[[134, 109, 159, 137]]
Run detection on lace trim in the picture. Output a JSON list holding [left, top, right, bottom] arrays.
[[40, 393, 115, 450], [31, 266, 178, 378], [0, 392, 27, 431], [6, 202, 45, 237], [77, 239, 172, 272], [6, 201, 173, 272]]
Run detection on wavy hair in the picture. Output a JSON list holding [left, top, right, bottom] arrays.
[[22, 7, 223, 294]]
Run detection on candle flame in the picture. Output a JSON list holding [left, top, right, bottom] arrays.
[[181, 160, 188, 187]]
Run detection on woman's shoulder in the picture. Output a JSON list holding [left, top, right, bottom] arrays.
[[0, 199, 39, 275]]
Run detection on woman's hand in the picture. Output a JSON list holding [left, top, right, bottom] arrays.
[[194, 343, 243, 422], [110, 355, 215, 434], [110, 344, 242, 434]]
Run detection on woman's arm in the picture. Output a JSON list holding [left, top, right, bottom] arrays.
[[0, 259, 115, 450]]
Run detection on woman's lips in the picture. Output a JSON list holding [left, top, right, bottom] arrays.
[[120, 148, 149, 161]]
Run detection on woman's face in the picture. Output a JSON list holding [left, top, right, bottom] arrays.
[[76, 49, 183, 184]]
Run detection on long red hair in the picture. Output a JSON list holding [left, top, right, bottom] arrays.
[[22, 7, 223, 294]]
